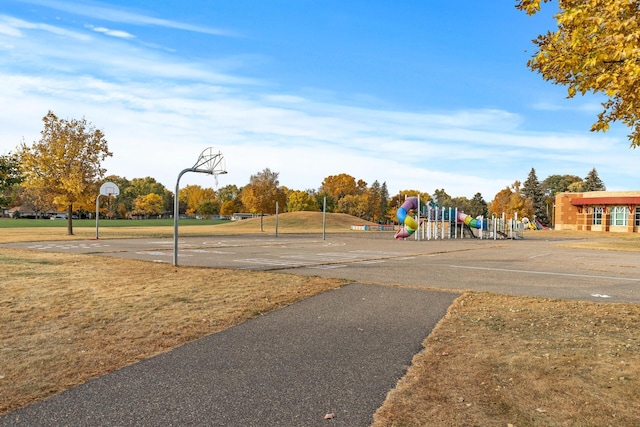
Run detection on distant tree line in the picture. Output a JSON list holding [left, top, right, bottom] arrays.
[[1, 112, 608, 232]]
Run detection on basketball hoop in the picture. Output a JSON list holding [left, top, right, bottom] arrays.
[[192, 147, 227, 176], [99, 182, 120, 197], [174, 147, 227, 266], [96, 182, 120, 239]]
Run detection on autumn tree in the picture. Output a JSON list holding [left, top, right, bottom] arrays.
[[319, 174, 359, 200], [132, 193, 164, 218], [518, 0, 640, 146], [180, 185, 219, 216], [287, 190, 320, 212], [20, 111, 111, 234], [583, 167, 606, 191], [0, 152, 23, 208], [217, 184, 243, 216], [336, 194, 368, 219], [102, 176, 169, 218], [522, 168, 549, 225], [240, 168, 287, 231], [489, 181, 534, 220]]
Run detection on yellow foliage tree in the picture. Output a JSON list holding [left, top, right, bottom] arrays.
[[489, 181, 534, 220], [240, 168, 287, 231], [287, 190, 320, 212], [132, 193, 164, 218], [179, 185, 217, 216], [319, 174, 359, 200], [518, 0, 640, 146], [20, 111, 111, 234]]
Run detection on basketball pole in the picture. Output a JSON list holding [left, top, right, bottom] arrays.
[[173, 148, 227, 267]]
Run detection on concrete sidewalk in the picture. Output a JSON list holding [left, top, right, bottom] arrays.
[[1, 283, 458, 427]]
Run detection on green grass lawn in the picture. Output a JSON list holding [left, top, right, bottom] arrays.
[[0, 218, 229, 228]]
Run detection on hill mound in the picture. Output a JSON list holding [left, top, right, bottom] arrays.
[[214, 211, 380, 233]]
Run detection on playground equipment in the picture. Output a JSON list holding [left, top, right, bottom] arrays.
[[394, 197, 525, 241], [394, 197, 420, 239]]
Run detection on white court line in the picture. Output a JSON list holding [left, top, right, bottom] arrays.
[[449, 265, 640, 282]]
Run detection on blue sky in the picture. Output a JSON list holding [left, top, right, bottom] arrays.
[[1, 0, 637, 199]]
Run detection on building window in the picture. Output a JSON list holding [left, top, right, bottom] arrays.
[[635, 207, 640, 227], [610, 206, 629, 226], [593, 206, 603, 225]]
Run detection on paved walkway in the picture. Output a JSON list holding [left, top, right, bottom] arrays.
[[1, 283, 458, 426]]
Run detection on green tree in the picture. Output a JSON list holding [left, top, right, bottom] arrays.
[[469, 193, 488, 218], [433, 189, 453, 207], [240, 168, 286, 231], [117, 177, 168, 217], [20, 111, 111, 234], [336, 194, 368, 219], [583, 167, 606, 192], [452, 196, 472, 214], [542, 174, 583, 196], [0, 152, 23, 207], [518, 0, 640, 147], [522, 168, 549, 225]]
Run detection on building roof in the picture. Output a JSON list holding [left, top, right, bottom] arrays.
[[570, 197, 640, 206]]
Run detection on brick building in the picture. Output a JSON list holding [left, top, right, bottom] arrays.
[[554, 191, 640, 233]]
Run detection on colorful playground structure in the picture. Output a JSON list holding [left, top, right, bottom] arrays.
[[395, 197, 525, 240]]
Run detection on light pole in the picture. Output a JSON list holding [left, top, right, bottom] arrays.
[[174, 148, 227, 266]]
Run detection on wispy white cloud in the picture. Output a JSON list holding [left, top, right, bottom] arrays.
[[0, 14, 90, 40], [15, 0, 239, 37], [86, 24, 135, 39]]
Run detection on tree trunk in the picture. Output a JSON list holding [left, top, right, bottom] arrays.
[[67, 204, 74, 235]]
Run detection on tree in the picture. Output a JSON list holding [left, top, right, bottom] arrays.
[[542, 174, 583, 196], [469, 193, 488, 218], [522, 168, 549, 225], [583, 167, 606, 191], [180, 185, 218, 216], [319, 174, 359, 200], [20, 111, 111, 234], [220, 200, 236, 217], [115, 176, 169, 218], [132, 193, 164, 218], [0, 152, 23, 207], [517, 0, 640, 147], [489, 181, 534, 220], [433, 189, 453, 207], [240, 168, 286, 231], [287, 190, 320, 212], [336, 194, 368, 218]]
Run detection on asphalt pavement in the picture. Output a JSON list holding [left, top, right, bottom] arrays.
[[2, 232, 639, 425]]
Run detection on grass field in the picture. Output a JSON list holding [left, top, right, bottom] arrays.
[[2, 213, 640, 425]]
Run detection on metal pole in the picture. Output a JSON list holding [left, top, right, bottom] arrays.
[[275, 201, 279, 238], [322, 196, 327, 240], [174, 168, 192, 267], [95, 194, 101, 239]]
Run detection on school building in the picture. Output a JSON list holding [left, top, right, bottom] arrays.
[[554, 191, 640, 233]]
